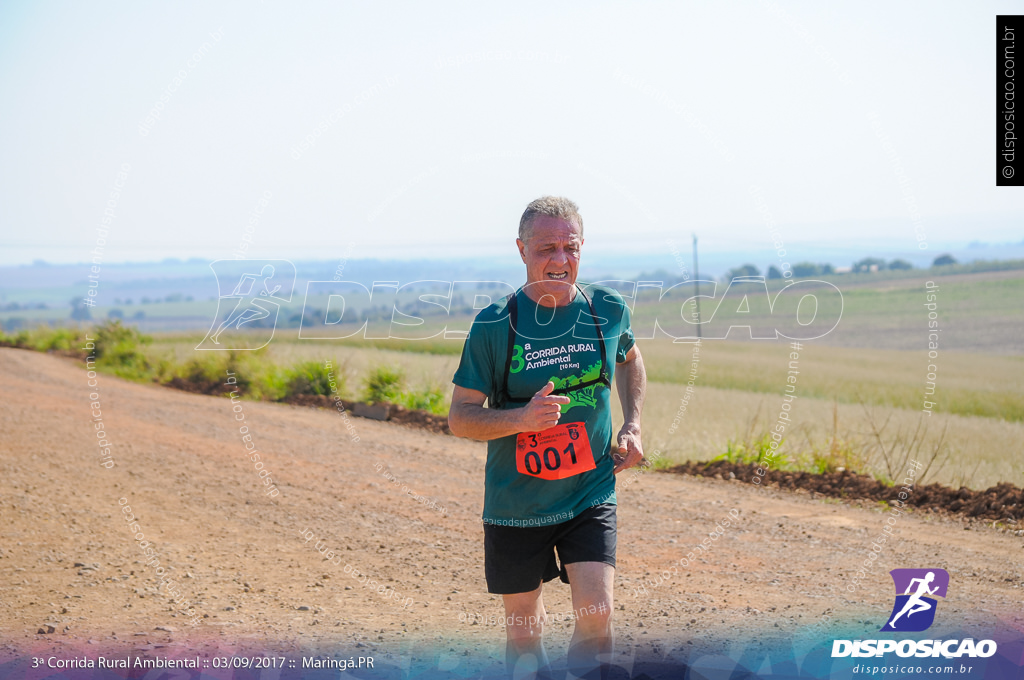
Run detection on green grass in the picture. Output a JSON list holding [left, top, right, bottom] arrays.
[[396, 385, 447, 415], [0, 321, 448, 414], [712, 432, 779, 467], [361, 365, 447, 415], [0, 324, 92, 352], [286, 360, 341, 397]]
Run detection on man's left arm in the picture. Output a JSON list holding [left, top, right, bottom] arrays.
[[613, 343, 646, 474]]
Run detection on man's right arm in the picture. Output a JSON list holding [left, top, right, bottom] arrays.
[[448, 382, 570, 441]]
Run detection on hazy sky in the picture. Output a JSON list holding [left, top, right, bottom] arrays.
[[0, 1, 1020, 266]]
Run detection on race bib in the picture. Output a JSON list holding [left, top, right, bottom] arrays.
[[515, 422, 596, 480]]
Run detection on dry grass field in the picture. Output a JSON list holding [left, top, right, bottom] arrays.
[[139, 332, 1024, 490], [613, 380, 1024, 490]]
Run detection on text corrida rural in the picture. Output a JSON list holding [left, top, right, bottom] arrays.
[[38, 656, 202, 669]]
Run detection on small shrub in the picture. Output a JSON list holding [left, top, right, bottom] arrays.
[[713, 432, 780, 467], [92, 319, 150, 359], [2, 329, 32, 348], [0, 325, 90, 353], [397, 385, 446, 414], [152, 355, 179, 383], [803, 438, 864, 475], [177, 354, 228, 394], [249, 364, 289, 401], [225, 350, 258, 396], [286, 360, 338, 397], [363, 365, 406, 404], [166, 348, 284, 399], [712, 440, 752, 465], [235, 351, 279, 399], [37, 326, 86, 352], [795, 402, 866, 475], [92, 319, 153, 380], [650, 454, 674, 471]]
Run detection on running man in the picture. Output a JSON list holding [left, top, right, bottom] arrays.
[[449, 196, 647, 680], [888, 571, 939, 628]]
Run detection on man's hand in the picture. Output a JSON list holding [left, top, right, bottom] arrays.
[[519, 381, 571, 432], [612, 423, 646, 474]]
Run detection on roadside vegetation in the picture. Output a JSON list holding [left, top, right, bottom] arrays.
[[0, 320, 450, 415], [3, 318, 1020, 489], [706, 402, 952, 486]]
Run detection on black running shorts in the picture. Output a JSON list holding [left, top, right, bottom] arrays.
[[483, 503, 617, 595]]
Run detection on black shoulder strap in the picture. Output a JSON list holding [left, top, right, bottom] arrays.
[[575, 284, 609, 383], [489, 289, 518, 409]]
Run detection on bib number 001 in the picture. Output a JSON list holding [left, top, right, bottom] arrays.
[[515, 422, 596, 480]]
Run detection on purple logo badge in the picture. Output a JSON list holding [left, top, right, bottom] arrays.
[[881, 568, 949, 632]]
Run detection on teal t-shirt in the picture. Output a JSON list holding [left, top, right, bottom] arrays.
[[452, 282, 636, 527]]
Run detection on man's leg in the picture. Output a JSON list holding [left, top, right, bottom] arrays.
[[565, 561, 614, 680], [503, 583, 551, 680]]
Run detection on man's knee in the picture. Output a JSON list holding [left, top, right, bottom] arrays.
[[573, 605, 612, 636], [505, 613, 547, 642]]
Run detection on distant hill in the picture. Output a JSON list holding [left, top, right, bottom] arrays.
[[2, 254, 1023, 354]]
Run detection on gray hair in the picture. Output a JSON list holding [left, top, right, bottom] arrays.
[[518, 196, 584, 242]]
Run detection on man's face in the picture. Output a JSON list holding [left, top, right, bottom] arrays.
[[516, 215, 583, 303]]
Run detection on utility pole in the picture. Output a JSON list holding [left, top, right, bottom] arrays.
[[692, 233, 702, 339]]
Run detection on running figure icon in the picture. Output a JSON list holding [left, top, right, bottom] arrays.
[[211, 264, 282, 345], [887, 571, 938, 628]]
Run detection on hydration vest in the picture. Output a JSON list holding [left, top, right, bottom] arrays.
[[490, 283, 611, 409]]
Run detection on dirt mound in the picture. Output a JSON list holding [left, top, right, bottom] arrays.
[[664, 460, 1024, 523], [281, 393, 453, 435], [154, 377, 453, 435], [386, 403, 453, 435], [163, 375, 223, 395]]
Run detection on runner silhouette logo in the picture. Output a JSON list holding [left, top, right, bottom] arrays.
[[881, 568, 949, 632], [197, 259, 296, 351]]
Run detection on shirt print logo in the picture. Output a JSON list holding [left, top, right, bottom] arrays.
[[550, 361, 604, 413]]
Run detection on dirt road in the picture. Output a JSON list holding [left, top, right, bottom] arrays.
[[0, 348, 1021, 671]]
